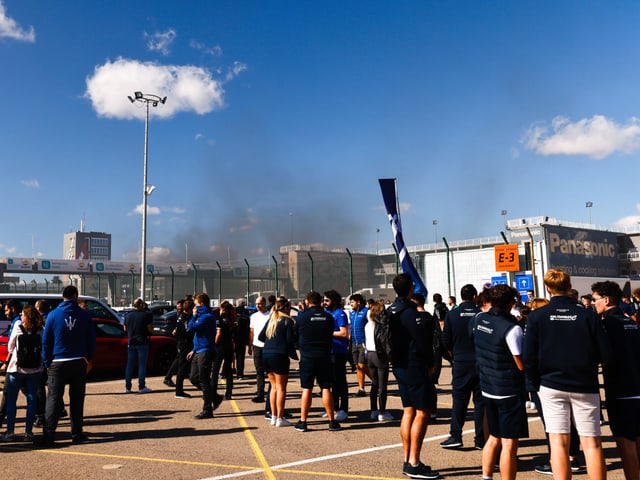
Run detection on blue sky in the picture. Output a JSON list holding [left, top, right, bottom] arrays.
[[2, 1, 640, 265]]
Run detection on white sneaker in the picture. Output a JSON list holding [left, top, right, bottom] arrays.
[[526, 401, 536, 410], [270, 415, 277, 426], [335, 410, 348, 421], [378, 411, 394, 422], [138, 387, 152, 394], [370, 410, 380, 421], [321, 411, 329, 418], [276, 417, 292, 427], [124, 388, 132, 394]]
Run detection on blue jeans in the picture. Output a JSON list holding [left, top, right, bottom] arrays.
[[6, 371, 41, 434], [125, 344, 149, 390]]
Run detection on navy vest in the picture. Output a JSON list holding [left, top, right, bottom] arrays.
[[474, 310, 524, 396]]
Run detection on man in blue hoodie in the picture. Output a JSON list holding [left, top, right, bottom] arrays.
[[187, 293, 220, 419], [37, 285, 95, 447]]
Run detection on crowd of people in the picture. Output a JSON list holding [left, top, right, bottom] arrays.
[[1, 271, 639, 480]]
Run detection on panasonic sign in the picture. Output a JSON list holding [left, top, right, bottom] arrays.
[[545, 225, 618, 277]]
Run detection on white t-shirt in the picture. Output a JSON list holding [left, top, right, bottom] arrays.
[[364, 319, 376, 352], [250, 310, 270, 348]]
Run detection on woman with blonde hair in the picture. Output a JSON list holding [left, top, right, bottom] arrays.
[[364, 299, 393, 422], [259, 296, 296, 427], [3, 305, 45, 441]]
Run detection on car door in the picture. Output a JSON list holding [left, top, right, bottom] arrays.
[[92, 321, 129, 373]]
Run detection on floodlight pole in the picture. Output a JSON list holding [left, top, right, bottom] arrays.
[[128, 91, 166, 301]]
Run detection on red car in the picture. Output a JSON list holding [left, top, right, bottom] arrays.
[[0, 318, 176, 375], [0, 294, 176, 375]]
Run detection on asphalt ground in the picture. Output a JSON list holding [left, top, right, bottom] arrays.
[[0, 360, 626, 480]]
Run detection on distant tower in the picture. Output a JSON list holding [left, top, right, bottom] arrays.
[[63, 218, 111, 261]]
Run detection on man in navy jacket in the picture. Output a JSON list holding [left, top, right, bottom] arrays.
[[524, 269, 611, 479], [440, 284, 484, 450], [592, 280, 640, 480], [37, 285, 95, 447]]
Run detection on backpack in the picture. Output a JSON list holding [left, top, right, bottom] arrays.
[[16, 325, 42, 369], [373, 305, 406, 363]]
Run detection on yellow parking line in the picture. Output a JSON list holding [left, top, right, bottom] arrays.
[[228, 397, 276, 480], [7, 446, 257, 470]]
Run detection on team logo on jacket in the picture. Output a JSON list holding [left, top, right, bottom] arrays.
[[64, 316, 76, 330]]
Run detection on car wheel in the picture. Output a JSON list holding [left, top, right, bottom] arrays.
[[153, 345, 176, 374]]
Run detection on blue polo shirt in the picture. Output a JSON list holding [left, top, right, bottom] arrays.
[[329, 308, 349, 355]]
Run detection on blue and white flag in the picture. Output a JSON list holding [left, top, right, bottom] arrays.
[[378, 178, 428, 298]]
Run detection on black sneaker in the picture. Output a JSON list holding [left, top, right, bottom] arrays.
[[534, 463, 552, 475], [175, 392, 191, 398], [328, 420, 342, 431], [194, 411, 213, 419], [251, 395, 264, 403], [33, 435, 55, 448], [474, 439, 485, 450], [224, 392, 232, 400], [72, 432, 89, 444], [355, 389, 366, 397], [163, 379, 176, 387], [439, 436, 463, 449], [264, 412, 272, 421], [570, 459, 584, 473], [402, 462, 440, 479], [294, 420, 308, 432], [34, 416, 43, 428]]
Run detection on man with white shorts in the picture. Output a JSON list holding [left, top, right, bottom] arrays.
[[524, 269, 612, 480]]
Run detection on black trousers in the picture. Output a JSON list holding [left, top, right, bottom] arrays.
[[450, 363, 484, 443], [189, 351, 214, 413], [331, 353, 349, 412], [367, 351, 390, 412], [44, 359, 87, 439], [234, 343, 247, 377], [175, 349, 191, 394], [252, 345, 265, 397], [211, 347, 233, 396]]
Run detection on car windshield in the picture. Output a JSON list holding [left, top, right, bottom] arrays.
[[84, 300, 117, 320], [95, 321, 126, 338]]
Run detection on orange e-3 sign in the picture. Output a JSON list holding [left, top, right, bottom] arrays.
[[494, 244, 520, 272]]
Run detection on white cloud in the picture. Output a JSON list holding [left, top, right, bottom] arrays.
[[0, 1, 35, 42], [225, 61, 247, 82], [21, 179, 40, 189], [6, 246, 16, 254], [145, 29, 176, 56], [612, 203, 640, 229], [195, 132, 216, 145], [166, 207, 186, 214], [190, 39, 222, 57], [84, 57, 225, 120], [129, 204, 161, 216], [147, 246, 171, 262], [523, 115, 640, 159], [128, 204, 185, 216]]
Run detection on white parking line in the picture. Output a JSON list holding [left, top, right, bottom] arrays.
[[202, 417, 543, 480]]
